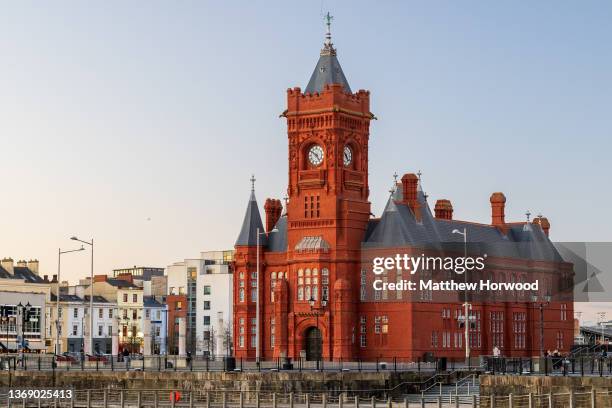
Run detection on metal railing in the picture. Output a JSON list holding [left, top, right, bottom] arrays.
[[0, 354, 441, 373], [2, 388, 612, 408]]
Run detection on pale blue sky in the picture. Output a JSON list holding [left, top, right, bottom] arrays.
[[1, 1, 611, 320]]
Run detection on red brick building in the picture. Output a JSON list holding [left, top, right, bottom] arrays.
[[166, 294, 186, 355], [233, 27, 574, 362]]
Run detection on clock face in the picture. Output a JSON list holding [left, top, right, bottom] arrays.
[[308, 145, 324, 166], [343, 145, 353, 167]]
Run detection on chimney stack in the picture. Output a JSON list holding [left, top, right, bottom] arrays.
[[490, 192, 507, 232], [264, 198, 283, 233], [533, 215, 551, 236], [1, 258, 14, 275], [27, 259, 39, 275], [401, 173, 421, 221], [17, 260, 27, 267], [51, 274, 58, 283], [434, 199, 453, 220], [94, 274, 108, 283]]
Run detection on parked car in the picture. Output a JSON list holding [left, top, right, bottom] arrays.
[[86, 353, 107, 363], [55, 353, 76, 362]]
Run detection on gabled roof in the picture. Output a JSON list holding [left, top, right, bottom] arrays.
[[235, 190, 266, 247]]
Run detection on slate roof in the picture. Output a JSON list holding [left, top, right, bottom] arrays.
[[143, 296, 163, 308], [248, 182, 562, 262], [0, 266, 45, 283], [106, 278, 138, 288], [267, 215, 288, 252], [362, 184, 563, 262], [83, 295, 109, 303], [305, 53, 352, 94], [235, 190, 266, 247], [50, 294, 83, 302]]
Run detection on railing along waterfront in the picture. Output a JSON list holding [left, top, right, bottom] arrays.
[[1, 389, 612, 408]]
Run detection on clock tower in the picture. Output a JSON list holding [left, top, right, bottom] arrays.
[[280, 14, 374, 360]]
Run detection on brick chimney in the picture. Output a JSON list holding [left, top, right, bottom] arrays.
[[94, 274, 108, 283], [434, 199, 453, 220], [401, 173, 421, 221], [490, 192, 507, 232], [27, 259, 39, 275], [1, 258, 14, 275], [116, 273, 134, 284], [264, 198, 283, 233], [17, 260, 27, 267], [533, 215, 551, 236]]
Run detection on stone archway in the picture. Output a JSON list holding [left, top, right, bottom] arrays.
[[304, 326, 322, 361]]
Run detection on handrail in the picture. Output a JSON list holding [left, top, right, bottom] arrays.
[[420, 381, 442, 397]]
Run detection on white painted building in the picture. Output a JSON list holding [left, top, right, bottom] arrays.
[[167, 250, 233, 356]]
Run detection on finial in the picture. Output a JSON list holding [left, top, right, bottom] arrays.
[[320, 12, 336, 56], [525, 210, 531, 222], [417, 170, 422, 180], [250, 174, 256, 192], [393, 172, 398, 184]]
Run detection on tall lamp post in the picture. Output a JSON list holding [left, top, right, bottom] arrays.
[[452, 228, 474, 366], [56, 246, 84, 354], [71, 236, 94, 354], [597, 312, 607, 347], [531, 294, 551, 357], [309, 295, 327, 370], [255, 226, 277, 364]]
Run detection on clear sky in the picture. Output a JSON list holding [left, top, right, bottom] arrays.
[[1, 1, 611, 322]]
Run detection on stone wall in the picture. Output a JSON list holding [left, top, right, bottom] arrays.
[[0, 371, 427, 396], [481, 375, 612, 407]]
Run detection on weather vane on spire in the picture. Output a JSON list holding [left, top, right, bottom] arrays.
[[250, 174, 256, 192], [321, 12, 336, 56]]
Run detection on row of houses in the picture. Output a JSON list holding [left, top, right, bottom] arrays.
[[0, 251, 234, 356]]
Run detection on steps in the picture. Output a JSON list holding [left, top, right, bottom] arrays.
[[406, 376, 480, 404]]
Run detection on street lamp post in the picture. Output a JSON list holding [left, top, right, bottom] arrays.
[[309, 295, 327, 370], [56, 246, 84, 354], [597, 312, 607, 347], [531, 294, 551, 357], [255, 227, 277, 364], [452, 228, 473, 366], [71, 236, 94, 354]]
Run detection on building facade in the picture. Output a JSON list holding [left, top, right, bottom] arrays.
[[232, 27, 575, 362], [0, 258, 50, 352], [167, 250, 233, 355]]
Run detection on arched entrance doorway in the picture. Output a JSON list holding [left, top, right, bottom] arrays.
[[304, 327, 322, 361]]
